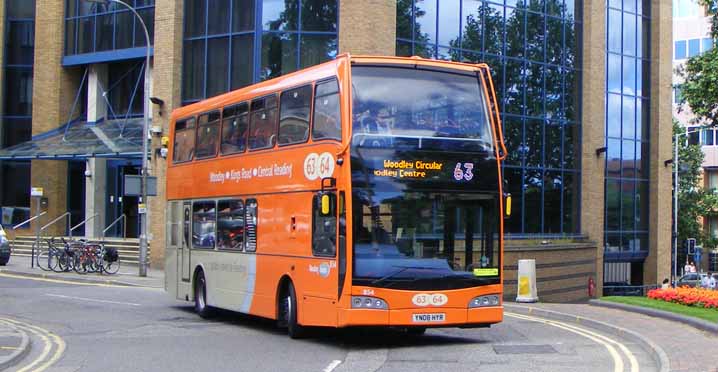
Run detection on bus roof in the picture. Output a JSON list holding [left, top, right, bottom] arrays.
[[170, 54, 491, 122]]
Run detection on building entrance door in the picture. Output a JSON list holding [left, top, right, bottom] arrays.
[[106, 159, 141, 238]]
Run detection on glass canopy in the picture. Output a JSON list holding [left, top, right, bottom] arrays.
[[0, 118, 144, 160]]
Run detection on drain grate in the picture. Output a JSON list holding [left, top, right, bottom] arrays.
[[492, 344, 557, 355]]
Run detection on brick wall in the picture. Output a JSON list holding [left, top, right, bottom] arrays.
[[30, 0, 82, 235], [148, 0, 184, 268], [339, 0, 396, 55], [504, 242, 598, 302], [646, 0, 673, 285]]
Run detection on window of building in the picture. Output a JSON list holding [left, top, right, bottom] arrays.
[[196, 110, 221, 159], [396, 0, 582, 234], [702, 129, 716, 146], [688, 38, 701, 57], [278, 85, 312, 145], [192, 201, 216, 249], [674, 0, 703, 17], [312, 78, 341, 141], [245, 199, 258, 251], [708, 171, 718, 191], [217, 199, 245, 250], [249, 94, 278, 150], [182, 0, 338, 106], [703, 38, 714, 53], [107, 61, 145, 118], [65, 0, 155, 57], [674, 85, 683, 104], [675, 40, 687, 60], [221, 102, 249, 155], [173, 117, 196, 163], [688, 127, 700, 145]]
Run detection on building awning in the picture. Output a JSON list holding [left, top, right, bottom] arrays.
[[0, 118, 144, 160]]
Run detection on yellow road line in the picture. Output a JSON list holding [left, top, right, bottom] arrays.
[[0, 271, 128, 288], [506, 312, 638, 372], [0, 346, 20, 350], [0, 317, 65, 372]]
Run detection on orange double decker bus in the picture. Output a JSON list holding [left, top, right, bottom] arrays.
[[165, 54, 508, 337]]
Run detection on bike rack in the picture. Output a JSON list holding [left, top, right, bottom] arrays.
[[70, 213, 99, 237], [40, 212, 72, 237], [102, 214, 127, 240], [11, 212, 47, 264]]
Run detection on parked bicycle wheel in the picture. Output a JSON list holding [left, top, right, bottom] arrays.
[[103, 259, 120, 275], [35, 240, 56, 271]]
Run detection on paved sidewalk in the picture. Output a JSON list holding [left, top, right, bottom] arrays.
[[0, 254, 164, 288], [513, 302, 718, 372], [0, 321, 30, 370]]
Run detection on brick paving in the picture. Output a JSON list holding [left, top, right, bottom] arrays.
[[514, 302, 718, 372]]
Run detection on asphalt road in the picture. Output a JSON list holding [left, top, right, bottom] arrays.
[[0, 275, 658, 372]]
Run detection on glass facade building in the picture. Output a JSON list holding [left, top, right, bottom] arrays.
[[181, 0, 338, 106], [64, 0, 155, 59], [604, 0, 650, 262], [396, 0, 582, 236], [1, 0, 35, 225]]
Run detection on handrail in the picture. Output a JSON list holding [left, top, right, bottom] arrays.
[[12, 211, 47, 230], [70, 213, 99, 235], [41, 212, 71, 233], [102, 214, 126, 239]]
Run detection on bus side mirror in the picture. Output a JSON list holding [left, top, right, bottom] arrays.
[[321, 194, 331, 216], [504, 194, 512, 218]]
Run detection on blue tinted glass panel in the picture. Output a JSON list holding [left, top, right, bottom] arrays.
[[300, 34, 337, 69], [623, 13, 636, 55], [207, 0, 230, 35], [206, 37, 230, 98], [622, 96, 635, 139], [608, 53, 621, 93], [607, 138, 621, 178], [233, 0, 255, 32], [607, 93, 621, 138], [7, 0, 35, 18], [231, 35, 254, 90], [438, 0, 460, 47], [6, 21, 35, 65], [688, 38, 701, 57], [622, 56, 636, 95], [674, 40, 686, 59], [415, 0, 437, 45], [302, 0, 338, 32], [263, 0, 298, 31], [261, 33, 298, 80], [608, 9, 622, 52], [703, 38, 714, 52]]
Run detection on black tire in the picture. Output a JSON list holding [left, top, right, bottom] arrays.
[[286, 283, 306, 339], [0, 257, 8, 266], [103, 259, 120, 275], [194, 271, 213, 318], [36, 250, 55, 271], [406, 327, 427, 336]]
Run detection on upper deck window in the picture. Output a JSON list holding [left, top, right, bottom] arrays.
[[351, 66, 493, 152], [173, 117, 196, 163], [312, 78, 341, 141], [278, 85, 312, 145], [196, 110, 221, 159], [221, 102, 249, 155], [249, 94, 278, 150]]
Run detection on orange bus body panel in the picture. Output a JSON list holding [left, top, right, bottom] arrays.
[[166, 54, 504, 329]]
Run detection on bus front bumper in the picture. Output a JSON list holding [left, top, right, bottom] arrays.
[[338, 306, 503, 328]]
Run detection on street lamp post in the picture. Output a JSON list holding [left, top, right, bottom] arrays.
[[86, 0, 151, 277]]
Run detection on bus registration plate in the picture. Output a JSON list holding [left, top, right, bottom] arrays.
[[412, 313, 445, 323]]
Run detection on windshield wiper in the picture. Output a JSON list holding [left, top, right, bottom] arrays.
[[370, 265, 437, 286]]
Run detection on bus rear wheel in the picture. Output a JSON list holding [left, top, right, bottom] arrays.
[[194, 271, 213, 318], [284, 283, 306, 339]]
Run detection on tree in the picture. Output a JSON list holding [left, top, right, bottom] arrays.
[[677, 0, 718, 126], [674, 122, 718, 247]]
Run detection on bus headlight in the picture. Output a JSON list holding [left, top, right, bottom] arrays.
[[468, 294, 501, 308], [351, 296, 388, 310]]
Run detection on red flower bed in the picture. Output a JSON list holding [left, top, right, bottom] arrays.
[[647, 287, 718, 309]]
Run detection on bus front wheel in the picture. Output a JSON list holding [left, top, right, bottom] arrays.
[[194, 271, 213, 318], [285, 283, 306, 339]]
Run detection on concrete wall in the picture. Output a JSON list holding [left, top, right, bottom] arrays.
[[580, 0, 606, 294], [645, 0, 674, 285], [30, 0, 82, 235], [148, 0, 184, 268]]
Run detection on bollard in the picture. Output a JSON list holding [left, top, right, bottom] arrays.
[[516, 259, 538, 303]]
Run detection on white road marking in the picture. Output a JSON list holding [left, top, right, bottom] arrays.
[[507, 312, 639, 372], [45, 293, 142, 307], [323, 360, 342, 372]]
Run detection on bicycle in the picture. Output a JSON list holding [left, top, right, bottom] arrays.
[[35, 238, 59, 271], [73, 240, 100, 274], [97, 244, 120, 275]]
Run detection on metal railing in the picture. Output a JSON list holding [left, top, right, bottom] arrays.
[[12, 211, 47, 230], [102, 214, 126, 240], [70, 213, 99, 237], [40, 212, 72, 236], [603, 284, 661, 297]]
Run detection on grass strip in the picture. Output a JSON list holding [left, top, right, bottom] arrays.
[[601, 296, 718, 323]]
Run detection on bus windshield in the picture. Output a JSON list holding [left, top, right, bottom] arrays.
[[351, 66, 494, 152], [352, 190, 500, 290]]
